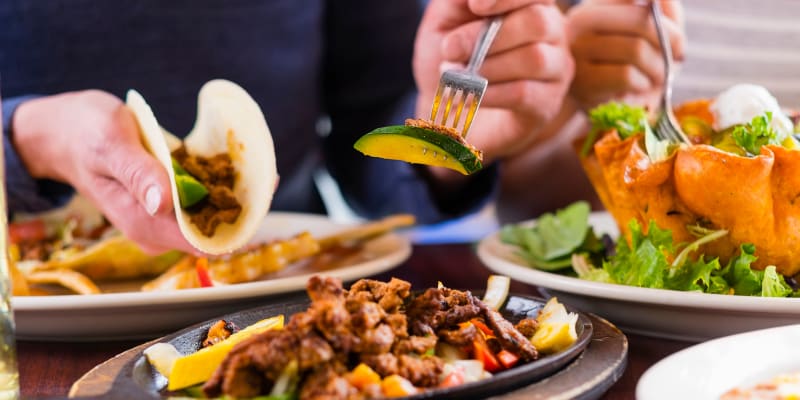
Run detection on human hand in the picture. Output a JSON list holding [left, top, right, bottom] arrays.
[[12, 90, 197, 254], [414, 0, 575, 165], [567, 0, 685, 112]]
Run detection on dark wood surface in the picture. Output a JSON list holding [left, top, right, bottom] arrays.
[[18, 243, 694, 399]]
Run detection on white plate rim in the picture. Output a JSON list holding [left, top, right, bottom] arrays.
[[477, 211, 800, 314], [12, 212, 411, 310], [636, 324, 800, 400]]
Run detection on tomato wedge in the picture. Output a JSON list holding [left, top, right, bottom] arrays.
[[195, 258, 213, 288], [9, 220, 47, 244]]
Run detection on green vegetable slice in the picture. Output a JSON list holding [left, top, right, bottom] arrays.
[[171, 156, 209, 208], [175, 174, 209, 208], [354, 125, 483, 175]]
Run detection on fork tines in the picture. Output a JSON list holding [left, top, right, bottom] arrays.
[[429, 70, 488, 138], [654, 108, 688, 144]]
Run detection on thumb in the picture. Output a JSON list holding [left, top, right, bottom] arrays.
[[104, 106, 174, 216]]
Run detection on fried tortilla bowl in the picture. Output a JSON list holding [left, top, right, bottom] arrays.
[[580, 101, 800, 276], [127, 79, 278, 255]]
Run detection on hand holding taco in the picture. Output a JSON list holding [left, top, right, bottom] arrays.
[[127, 80, 278, 255]]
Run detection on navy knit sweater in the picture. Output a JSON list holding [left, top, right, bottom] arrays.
[[0, 0, 495, 223]]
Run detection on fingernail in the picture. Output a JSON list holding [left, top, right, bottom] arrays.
[[145, 185, 161, 216]]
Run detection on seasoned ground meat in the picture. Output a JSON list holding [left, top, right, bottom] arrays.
[[515, 318, 539, 338], [481, 304, 538, 361], [404, 118, 483, 161], [438, 323, 477, 347], [405, 287, 482, 336], [348, 278, 411, 313], [204, 276, 540, 399], [393, 334, 437, 355], [202, 320, 238, 348], [300, 363, 362, 400], [172, 145, 241, 236]]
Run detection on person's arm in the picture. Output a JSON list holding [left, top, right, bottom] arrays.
[[321, 0, 496, 224], [3, 95, 74, 214]]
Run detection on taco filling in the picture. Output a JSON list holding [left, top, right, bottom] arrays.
[[171, 145, 242, 237], [127, 80, 278, 255]]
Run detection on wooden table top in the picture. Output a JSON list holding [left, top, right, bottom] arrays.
[[17, 243, 694, 399]]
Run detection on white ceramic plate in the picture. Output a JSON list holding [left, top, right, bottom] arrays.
[[637, 324, 800, 400], [13, 212, 411, 341], [478, 211, 800, 342]]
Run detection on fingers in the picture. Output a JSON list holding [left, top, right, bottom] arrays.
[[567, 2, 685, 61], [425, 0, 555, 30], [570, 63, 653, 111], [572, 33, 664, 86], [481, 76, 570, 115], [480, 42, 572, 83], [442, 3, 565, 61], [98, 104, 174, 217], [87, 175, 198, 255], [468, 0, 555, 16]]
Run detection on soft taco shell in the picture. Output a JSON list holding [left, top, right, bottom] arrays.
[[127, 80, 278, 255]]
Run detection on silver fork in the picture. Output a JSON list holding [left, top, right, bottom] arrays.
[[429, 16, 503, 138], [651, 1, 690, 144]]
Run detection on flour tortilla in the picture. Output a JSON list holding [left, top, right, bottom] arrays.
[[127, 80, 277, 254]]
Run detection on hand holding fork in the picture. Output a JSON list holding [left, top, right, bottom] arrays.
[[413, 0, 575, 164]]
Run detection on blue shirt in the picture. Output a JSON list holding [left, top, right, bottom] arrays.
[[0, 0, 495, 224]]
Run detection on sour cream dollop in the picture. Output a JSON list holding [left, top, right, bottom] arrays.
[[710, 83, 794, 142]]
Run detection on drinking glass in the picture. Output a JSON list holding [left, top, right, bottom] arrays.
[[0, 80, 20, 399]]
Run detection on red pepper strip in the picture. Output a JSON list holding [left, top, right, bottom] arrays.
[[195, 258, 213, 288], [470, 319, 494, 337], [473, 336, 502, 373], [9, 220, 47, 245], [439, 368, 465, 388], [496, 349, 519, 369]]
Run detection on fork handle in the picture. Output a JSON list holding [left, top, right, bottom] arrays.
[[466, 16, 503, 74], [651, 1, 674, 99]]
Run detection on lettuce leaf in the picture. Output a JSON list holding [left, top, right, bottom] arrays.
[[720, 244, 761, 295], [604, 220, 672, 289], [500, 201, 605, 271], [762, 266, 793, 297], [732, 111, 779, 156], [501, 201, 796, 297], [581, 102, 650, 155]]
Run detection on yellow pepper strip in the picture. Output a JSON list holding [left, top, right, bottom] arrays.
[[168, 315, 283, 391], [346, 363, 381, 390], [381, 375, 418, 397]]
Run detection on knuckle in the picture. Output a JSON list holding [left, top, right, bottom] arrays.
[[526, 43, 549, 71], [523, 4, 550, 38], [631, 38, 649, 63], [620, 65, 641, 88], [118, 161, 149, 194]]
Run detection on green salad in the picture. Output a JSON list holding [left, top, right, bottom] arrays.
[[500, 201, 796, 297]]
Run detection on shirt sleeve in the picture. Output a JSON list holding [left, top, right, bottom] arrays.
[[3, 95, 74, 214], [321, 0, 497, 225]]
